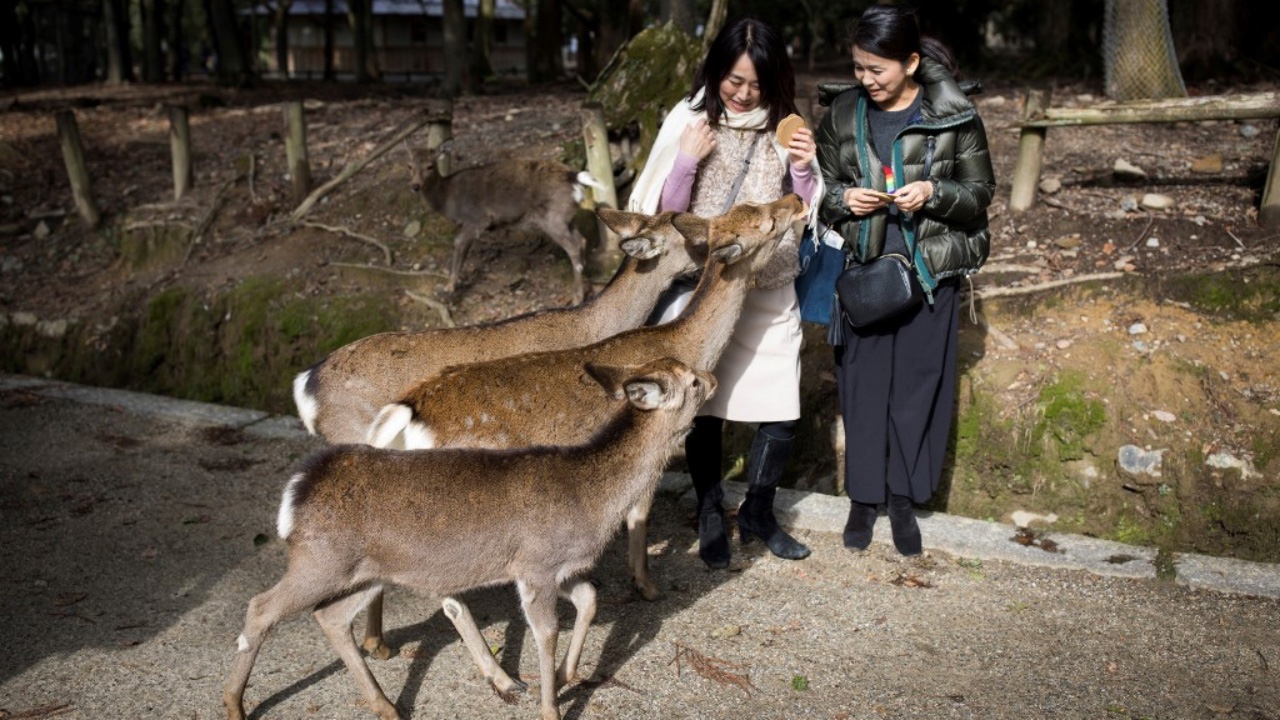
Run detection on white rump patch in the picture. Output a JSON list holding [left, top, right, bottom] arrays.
[[277, 473, 305, 539], [366, 404, 415, 449], [237, 634, 249, 652], [292, 371, 319, 435], [402, 420, 436, 450]]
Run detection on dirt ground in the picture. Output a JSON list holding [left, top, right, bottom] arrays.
[[1, 384, 1278, 720], [1, 72, 1278, 559]]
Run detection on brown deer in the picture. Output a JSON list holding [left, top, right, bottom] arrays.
[[360, 196, 806, 683], [407, 143, 603, 303], [223, 357, 715, 720], [294, 208, 707, 447]]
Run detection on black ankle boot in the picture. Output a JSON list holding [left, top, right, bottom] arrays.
[[843, 501, 878, 550], [887, 494, 922, 556], [687, 417, 729, 569], [736, 431, 811, 561]]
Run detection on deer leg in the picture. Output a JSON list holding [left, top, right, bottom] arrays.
[[361, 590, 395, 660], [314, 586, 400, 720], [447, 226, 482, 296], [555, 579, 597, 686], [441, 596, 527, 694], [223, 574, 341, 720], [625, 496, 660, 600], [516, 579, 562, 720]]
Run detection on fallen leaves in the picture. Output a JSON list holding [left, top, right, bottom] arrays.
[[1011, 526, 1062, 553], [671, 642, 756, 697]]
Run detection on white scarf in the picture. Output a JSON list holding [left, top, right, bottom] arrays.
[[629, 88, 824, 230]]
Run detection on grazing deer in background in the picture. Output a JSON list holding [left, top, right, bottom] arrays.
[[223, 357, 715, 720], [293, 208, 707, 447], [406, 142, 604, 304], [359, 196, 806, 689]]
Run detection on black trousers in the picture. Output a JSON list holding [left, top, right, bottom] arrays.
[[834, 279, 959, 505]]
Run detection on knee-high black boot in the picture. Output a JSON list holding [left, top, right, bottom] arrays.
[[887, 494, 922, 557], [686, 416, 729, 569], [736, 429, 811, 560]]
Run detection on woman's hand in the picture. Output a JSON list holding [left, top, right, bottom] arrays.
[[891, 180, 933, 213], [679, 119, 716, 162], [843, 187, 893, 217], [786, 127, 816, 168]]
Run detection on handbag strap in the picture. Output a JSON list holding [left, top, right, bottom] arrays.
[[721, 131, 764, 214]]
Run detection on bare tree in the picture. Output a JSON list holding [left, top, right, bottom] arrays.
[[103, 0, 133, 84], [441, 0, 465, 97], [167, 0, 188, 80], [142, 0, 166, 82], [1103, 0, 1185, 100], [323, 0, 336, 80], [468, 0, 496, 91], [529, 0, 562, 82], [662, 0, 696, 36], [273, 0, 294, 78]]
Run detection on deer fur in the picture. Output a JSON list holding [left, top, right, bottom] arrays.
[[223, 357, 715, 720], [294, 208, 707, 446], [356, 196, 804, 686], [407, 143, 604, 303]]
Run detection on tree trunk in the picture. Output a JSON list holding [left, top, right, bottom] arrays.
[[283, 101, 313, 204], [207, 0, 252, 85], [167, 0, 187, 80], [594, 0, 640, 74], [467, 0, 495, 91], [55, 110, 101, 229], [661, 0, 696, 36], [322, 0, 335, 81], [529, 0, 562, 83], [441, 0, 465, 98], [1103, 0, 1186, 100], [703, 0, 727, 50], [274, 0, 292, 78], [142, 0, 166, 82], [1, 0, 20, 86], [168, 105, 194, 200], [103, 0, 133, 84]]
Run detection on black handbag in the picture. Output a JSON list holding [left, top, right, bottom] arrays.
[[835, 253, 922, 328]]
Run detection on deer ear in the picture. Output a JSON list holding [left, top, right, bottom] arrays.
[[597, 207, 643, 236], [710, 243, 744, 264], [623, 378, 666, 410], [671, 213, 710, 242], [581, 362, 628, 400], [620, 237, 663, 260]]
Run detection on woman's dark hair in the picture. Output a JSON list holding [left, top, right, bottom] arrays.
[[849, 4, 958, 78], [690, 18, 797, 130]]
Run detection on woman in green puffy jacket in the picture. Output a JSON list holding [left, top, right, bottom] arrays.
[[814, 4, 995, 556]]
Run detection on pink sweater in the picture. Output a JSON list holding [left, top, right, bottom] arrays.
[[660, 151, 817, 213]]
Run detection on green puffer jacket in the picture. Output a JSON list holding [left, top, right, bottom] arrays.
[[815, 57, 995, 299]]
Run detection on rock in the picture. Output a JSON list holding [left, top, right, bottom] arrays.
[[1141, 193, 1175, 211], [403, 219, 422, 238], [1132, 340, 1149, 352], [33, 221, 51, 240], [1038, 177, 1062, 194], [710, 624, 741, 639], [1118, 445, 1164, 479], [1145, 237, 1160, 248], [1239, 124, 1260, 139], [1053, 233, 1081, 249], [1151, 410, 1176, 423], [1128, 322, 1148, 335], [36, 319, 68, 339], [12, 311, 37, 326], [1206, 452, 1259, 479], [1056, 339, 1072, 350], [1005, 510, 1059, 529], [1114, 158, 1147, 180], [1119, 196, 1140, 212], [1190, 154, 1224, 174]]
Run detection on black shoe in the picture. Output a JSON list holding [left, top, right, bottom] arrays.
[[842, 501, 878, 550], [737, 494, 812, 560], [887, 494, 922, 556], [698, 507, 730, 569]]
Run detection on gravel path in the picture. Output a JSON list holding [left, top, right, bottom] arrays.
[[1, 376, 1277, 720]]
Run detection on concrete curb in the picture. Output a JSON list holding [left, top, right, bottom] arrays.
[[6, 373, 1279, 599]]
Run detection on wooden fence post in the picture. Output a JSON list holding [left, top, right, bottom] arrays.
[[168, 105, 194, 201], [1261, 127, 1280, 229], [283, 101, 313, 204], [1009, 89, 1049, 212], [581, 102, 620, 277], [54, 109, 101, 229]]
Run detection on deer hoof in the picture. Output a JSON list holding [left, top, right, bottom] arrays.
[[362, 637, 396, 661], [635, 578, 662, 602]]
